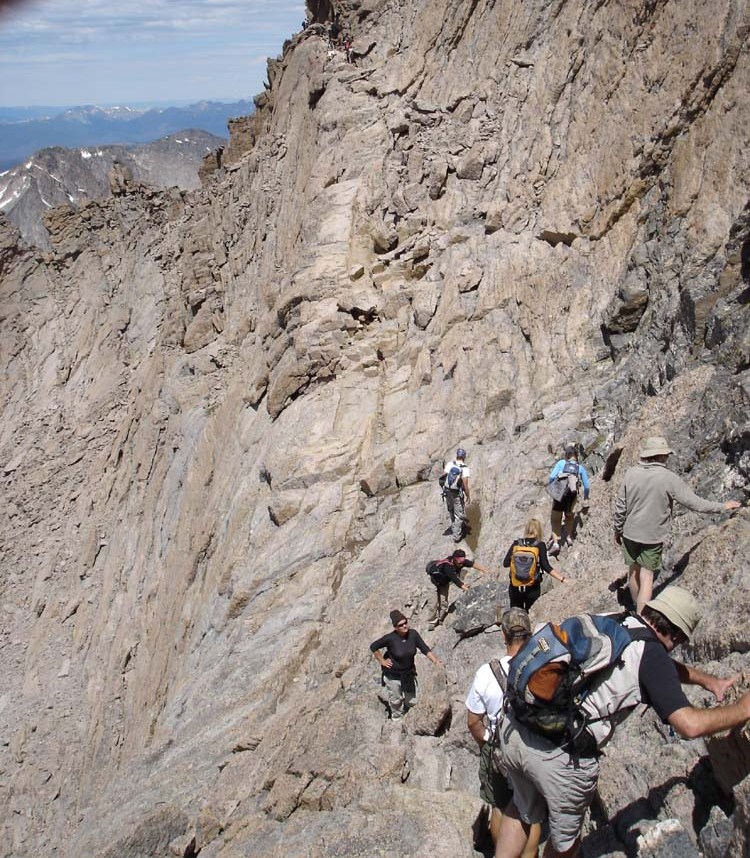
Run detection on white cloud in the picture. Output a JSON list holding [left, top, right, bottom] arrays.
[[0, 0, 306, 104]]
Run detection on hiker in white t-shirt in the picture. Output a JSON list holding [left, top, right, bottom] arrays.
[[465, 608, 541, 857], [442, 447, 471, 542]]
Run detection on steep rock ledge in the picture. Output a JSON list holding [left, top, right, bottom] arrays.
[[1, 1, 749, 856]]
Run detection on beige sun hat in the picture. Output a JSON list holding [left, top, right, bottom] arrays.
[[640, 436, 674, 459], [645, 586, 703, 639]]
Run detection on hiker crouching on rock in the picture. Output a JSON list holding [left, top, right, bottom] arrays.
[[370, 610, 442, 720], [426, 549, 490, 629], [613, 435, 741, 612], [502, 518, 569, 612], [466, 608, 541, 856], [494, 586, 750, 858]]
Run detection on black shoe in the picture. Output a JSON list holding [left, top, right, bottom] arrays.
[[443, 527, 453, 536], [608, 575, 627, 592]]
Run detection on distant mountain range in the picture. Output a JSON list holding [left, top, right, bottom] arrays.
[[0, 100, 252, 171], [0, 130, 225, 248]]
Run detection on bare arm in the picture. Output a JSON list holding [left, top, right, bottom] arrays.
[[471, 561, 491, 575], [668, 691, 750, 739], [674, 664, 740, 702], [467, 710, 486, 747], [426, 650, 443, 667], [549, 568, 569, 583], [462, 476, 471, 503]]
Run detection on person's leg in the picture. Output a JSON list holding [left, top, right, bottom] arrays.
[[550, 509, 562, 541], [524, 584, 541, 613], [383, 675, 405, 719], [479, 744, 513, 848], [428, 581, 440, 626], [549, 505, 562, 553], [489, 807, 503, 845], [402, 674, 417, 712], [627, 562, 642, 608], [635, 567, 654, 613], [452, 493, 466, 541], [563, 506, 576, 544], [522, 823, 542, 858], [437, 580, 450, 622], [445, 490, 456, 528], [509, 585, 524, 609], [495, 801, 531, 858]]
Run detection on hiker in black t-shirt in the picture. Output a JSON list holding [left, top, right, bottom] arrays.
[[502, 518, 569, 611], [426, 549, 490, 629], [370, 610, 442, 719], [494, 587, 750, 858]]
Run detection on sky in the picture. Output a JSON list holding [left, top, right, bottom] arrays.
[[0, 0, 307, 107]]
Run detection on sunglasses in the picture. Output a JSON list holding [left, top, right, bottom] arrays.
[[396, 620, 408, 628]]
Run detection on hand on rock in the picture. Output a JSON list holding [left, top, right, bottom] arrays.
[[709, 673, 740, 703]]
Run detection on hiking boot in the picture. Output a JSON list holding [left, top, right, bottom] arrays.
[[608, 575, 627, 592], [549, 541, 561, 557], [565, 536, 574, 548], [442, 527, 453, 536]]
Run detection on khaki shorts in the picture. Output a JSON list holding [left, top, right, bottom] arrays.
[[479, 742, 513, 809], [622, 537, 663, 572], [497, 716, 599, 853]]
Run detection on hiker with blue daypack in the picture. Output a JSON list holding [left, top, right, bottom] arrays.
[[547, 444, 590, 556], [441, 447, 471, 542], [502, 518, 569, 611], [494, 586, 750, 858], [426, 549, 490, 629], [465, 607, 541, 857]]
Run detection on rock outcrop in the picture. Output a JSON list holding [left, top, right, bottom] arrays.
[[0, 131, 225, 249], [0, 2, 748, 857]]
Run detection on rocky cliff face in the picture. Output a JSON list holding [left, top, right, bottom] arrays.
[[1, 2, 749, 857], [0, 131, 225, 249]]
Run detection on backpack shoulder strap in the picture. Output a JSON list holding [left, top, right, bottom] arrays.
[[489, 659, 508, 692]]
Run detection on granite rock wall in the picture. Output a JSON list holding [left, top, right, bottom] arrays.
[[0, 1, 748, 856]]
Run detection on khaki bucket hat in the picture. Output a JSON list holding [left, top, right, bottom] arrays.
[[645, 586, 703, 639], [640, 436, 674, 459]]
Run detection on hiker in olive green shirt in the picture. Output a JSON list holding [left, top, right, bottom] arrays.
[[613, 436, 741, 612]]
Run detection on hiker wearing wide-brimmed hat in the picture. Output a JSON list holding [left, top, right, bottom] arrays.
[[493, 586, 750, 858], [612, 436, 741, 611]]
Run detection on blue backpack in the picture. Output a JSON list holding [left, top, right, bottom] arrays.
[[443, 463, 463, 491], [506, 614, 632, 750]]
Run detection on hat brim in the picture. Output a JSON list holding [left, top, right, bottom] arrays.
[[640, 446, 673, 458], [645, 598, 693, 639]]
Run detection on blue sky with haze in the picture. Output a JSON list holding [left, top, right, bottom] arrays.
[[0, 0, 306, 107]]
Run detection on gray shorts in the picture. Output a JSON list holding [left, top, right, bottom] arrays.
[[497, 715, 599, 852]]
